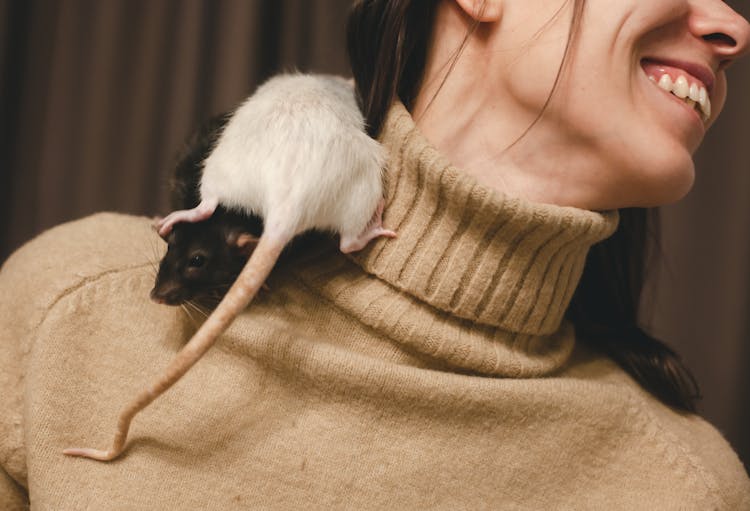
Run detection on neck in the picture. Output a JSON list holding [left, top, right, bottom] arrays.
[[411, 0, 633, 211], [359, 101, 619, 330], [294, 102, 618, 377]]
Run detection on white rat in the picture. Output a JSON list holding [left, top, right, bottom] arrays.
[[63, 74, 396, 461]]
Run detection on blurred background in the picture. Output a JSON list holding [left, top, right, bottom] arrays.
[[1, 0, 748, 471]]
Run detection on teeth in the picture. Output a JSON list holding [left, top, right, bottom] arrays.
[[651, 72, 711, 121], [702, 97, 711, 119], [673, 76, 689, 98], [698, 87, 710, 119], [658, 74, 672, 91], [689, 83, 699, 102], [698, 86, 707, 105]]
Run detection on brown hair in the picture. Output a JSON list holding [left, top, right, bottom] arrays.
[[347, 0, 700, 412]]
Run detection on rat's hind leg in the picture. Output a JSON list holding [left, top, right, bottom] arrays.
[[339, 198, 397, 254], [156, 198, 219, 238]]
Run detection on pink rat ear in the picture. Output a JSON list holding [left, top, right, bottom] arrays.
[[226, 232, 261, 256]]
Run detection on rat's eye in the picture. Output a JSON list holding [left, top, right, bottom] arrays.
[[188, 254, 206, 268]]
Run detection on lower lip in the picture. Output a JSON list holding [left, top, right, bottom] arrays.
[[640, 67, 706, 135]]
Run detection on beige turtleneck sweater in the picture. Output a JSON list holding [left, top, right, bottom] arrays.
[[0, 103, 747, 510]]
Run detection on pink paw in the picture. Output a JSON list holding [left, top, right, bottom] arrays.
[[156, 198, 219, 238], [339, 199, 397, 253]]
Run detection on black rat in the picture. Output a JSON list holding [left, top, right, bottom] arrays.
[[63, 73, 396, 461], [150, 112, 263, 307], [149, 207, 262, 307]]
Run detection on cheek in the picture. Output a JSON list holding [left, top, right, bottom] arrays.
[[550, 70, 697, 206], [499, 14, 571, 114], [503, 55, 564, 113]]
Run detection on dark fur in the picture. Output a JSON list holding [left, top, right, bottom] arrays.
[[169, 113, 232, 211], [151, 207, 262, 306], [152, 114, 263, 306]]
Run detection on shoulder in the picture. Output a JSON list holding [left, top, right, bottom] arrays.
[[0, 213, 161, 333], [4, 212, 157, 273], [638, 390, 750, 509], [567, 352, 750, 509], [0, 213, 160, 487]]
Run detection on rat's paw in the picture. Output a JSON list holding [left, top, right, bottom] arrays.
[[151, 216, 164, 231], [339, 198, 397, 253], [339, 226, 397, 254], [156, 212, 183, 238], [156, 199, 219, 239]]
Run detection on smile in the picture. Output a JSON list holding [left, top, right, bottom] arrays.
[[641, 59, 712, 122]]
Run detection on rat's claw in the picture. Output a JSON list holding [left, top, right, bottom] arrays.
[[63, 447, 119, 461]]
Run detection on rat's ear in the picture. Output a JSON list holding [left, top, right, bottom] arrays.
[[226, 231, 260, 256], [454, 0, 501, 22]]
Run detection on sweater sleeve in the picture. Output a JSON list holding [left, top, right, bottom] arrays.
[[0, 213, 161, 506]]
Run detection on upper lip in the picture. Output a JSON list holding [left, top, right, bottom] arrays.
[[642, 57, 716, 95]]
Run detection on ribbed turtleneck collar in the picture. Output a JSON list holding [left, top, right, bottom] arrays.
[[294, 102, 618, 377], [354, 102, 619, 335]]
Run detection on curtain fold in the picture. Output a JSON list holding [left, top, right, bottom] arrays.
[[1, 0, 352, 253]]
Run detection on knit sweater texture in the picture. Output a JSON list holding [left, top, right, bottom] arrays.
[[0, 102, 748, 510]]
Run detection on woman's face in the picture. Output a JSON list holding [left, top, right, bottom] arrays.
[[416, 0, 750, 209]]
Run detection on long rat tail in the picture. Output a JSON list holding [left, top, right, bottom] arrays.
[[63, 233, 286, 461]]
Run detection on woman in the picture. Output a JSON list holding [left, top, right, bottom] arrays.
[[0, 0, 748, 508], [349, 0, 750, 411]]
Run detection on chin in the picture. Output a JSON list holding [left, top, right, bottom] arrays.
[[634, 156, 696, 207]]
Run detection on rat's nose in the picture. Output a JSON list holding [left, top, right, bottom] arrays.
[[150, 286, 186, 306], [150, 288, 166, 304]]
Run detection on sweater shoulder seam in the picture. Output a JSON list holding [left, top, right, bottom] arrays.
[[30, 262, 155, 335], [623, 391, 729, 508]]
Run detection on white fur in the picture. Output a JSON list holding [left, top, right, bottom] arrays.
[[200, 74, 386, 240]]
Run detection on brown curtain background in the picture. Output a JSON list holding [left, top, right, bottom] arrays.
[[1, 0, 749, 471]]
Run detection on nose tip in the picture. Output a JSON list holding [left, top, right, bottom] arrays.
[[150, 289, 166, 304], [717, 11, 750, 60], [150, 285, 186, 306], [733, 15, 750, 59], [693, 1, 750, 62]]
